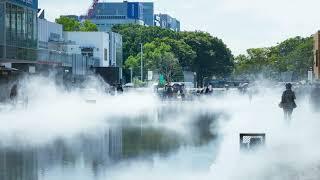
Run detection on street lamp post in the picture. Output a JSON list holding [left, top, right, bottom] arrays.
[[140, 43, 143, 81], [194, 72, 197, 88], [130, 67, 133, 83]]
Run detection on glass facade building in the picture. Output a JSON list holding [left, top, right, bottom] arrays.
[[141, 2, 154, 27], [0, 0, 38, 62], [154, 14, 180, 32], [89, 1, 154, 32]]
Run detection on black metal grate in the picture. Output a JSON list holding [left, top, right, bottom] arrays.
[[240, 133, 266, 151]]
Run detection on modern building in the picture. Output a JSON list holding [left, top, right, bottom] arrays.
[[314, 31, 320, 80], [63, 31, 123, 81], [87, 1, 154, 32], [109, 32, 123, 68], [141, 2, 154, 27], [38, 18, 73, 67], [0, 0, 38, 64], [154, 14, 180, 32], [63, 32, 110, 68]]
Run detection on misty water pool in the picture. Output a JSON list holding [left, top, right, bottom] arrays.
[[2, 77, 320, 180], [0, 107, 221, 180]]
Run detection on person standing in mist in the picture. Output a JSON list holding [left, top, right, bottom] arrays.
[[9, 84, 18, 104], [279, 83, 297, 122]]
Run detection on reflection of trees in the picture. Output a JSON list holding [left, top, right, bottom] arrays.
[[191, 113, 223, 146], [0, 110, 224, 180], [122, 127, 182, 158], [122, 112, 224, 158]]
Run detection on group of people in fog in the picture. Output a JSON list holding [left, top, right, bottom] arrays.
[[3, 77, 320, 125], [163, 83, 186, 99]]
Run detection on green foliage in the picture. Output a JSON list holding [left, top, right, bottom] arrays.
[[112, 24, 178, 63], [79, 20, 98, 32], [55, 17, 98, 32], [180, 31, 234, 85], [133, 78, 147, 88], [235, 48, 271, 76], [55, 16, 80, 31], [235, 36, 313, 79], [125, 42, 183, 82], [153, 38, 197, 70], [113, 24, 234, 84]]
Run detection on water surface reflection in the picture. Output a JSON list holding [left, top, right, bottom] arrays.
[[0, 108, 223, 180]]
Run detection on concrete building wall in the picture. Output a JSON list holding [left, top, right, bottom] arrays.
[[314, 31, 320, 80], [63, 32, 110, 67]]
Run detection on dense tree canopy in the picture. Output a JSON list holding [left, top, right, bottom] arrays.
[[125, 42, 183, 82], [180, 31, 234, 84], [235, 36, 313, 80], [55, 17, 98, 32], [112, 24, 234, 84]]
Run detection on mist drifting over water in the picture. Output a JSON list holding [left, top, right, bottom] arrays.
[[1, 75, 320, 180]]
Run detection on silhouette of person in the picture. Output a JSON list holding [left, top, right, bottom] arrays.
[[279, 83, 297, 123]]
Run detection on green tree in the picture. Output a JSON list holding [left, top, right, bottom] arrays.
[[270, 36, 313, 78], [112, 24, 178, 62], [113, 24, 233, 84], [234, 36, 314, 80], [180, 31, 234, 85], [234, 48, 271, 78], [55, 17, 98, 32], [125, 42, 183, 82], [151, 38, 196, 70], [55, 16, 80, 31], [80, 20, 98, 32]]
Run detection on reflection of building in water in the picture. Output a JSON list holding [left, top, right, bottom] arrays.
[[0, 149, 38, 180], [109, 127, 123, 159], [0, 126, 123, 180]]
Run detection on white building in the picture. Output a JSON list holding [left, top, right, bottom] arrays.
[[63, 32, 110, 68]]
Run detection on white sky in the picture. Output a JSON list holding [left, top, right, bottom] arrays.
[[39, 0, 320, 55]]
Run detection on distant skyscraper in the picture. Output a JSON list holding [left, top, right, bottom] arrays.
[[141, 2, 154, 26], [154, 14, 180, 32], [87, 1, 154, 32]]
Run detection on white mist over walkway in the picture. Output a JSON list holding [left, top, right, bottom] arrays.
[[103, 86, 320, 180], [1, 76, 320, 179]]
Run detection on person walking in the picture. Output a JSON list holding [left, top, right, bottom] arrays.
[[9, 84, 18, 104], [279, 83, 297, 123]]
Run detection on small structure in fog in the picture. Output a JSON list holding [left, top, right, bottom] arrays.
[[240, 133, 266, 151]]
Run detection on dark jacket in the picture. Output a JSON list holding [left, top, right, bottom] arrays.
[[280, 90, 296, 109], [10, 84, 18, 100]]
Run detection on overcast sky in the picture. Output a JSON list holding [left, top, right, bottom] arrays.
[[39, 0, 320, 55]]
